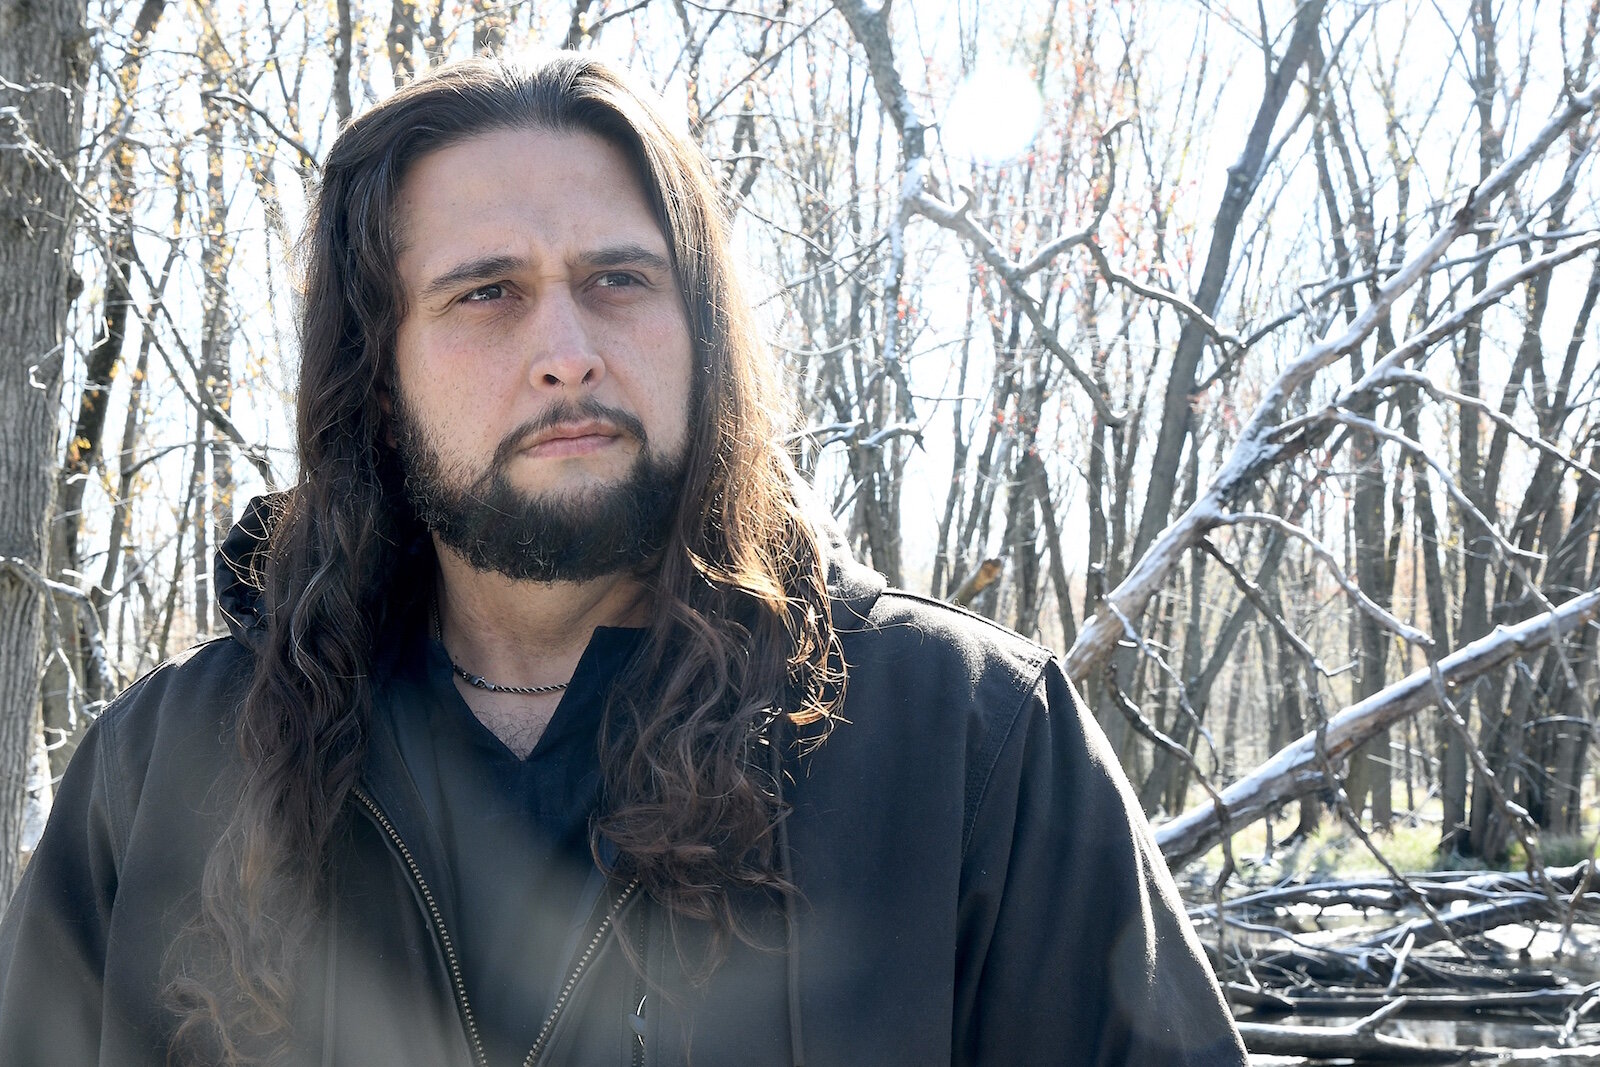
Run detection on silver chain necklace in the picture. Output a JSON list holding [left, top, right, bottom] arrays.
[[433, 604, 571, 696]]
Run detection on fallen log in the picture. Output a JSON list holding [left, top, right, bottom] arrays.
[[1238, 1020, 1497, 1062], [1211, 939, 1573, 991], [1155, 588, 1600, 868], [1356, 892, 1600, 950], [1238, 999, 1496, 1062], [1191, 864, 1597, 919], [1402, 957, 1572, 991], [1228, 982, 1600, 1018]]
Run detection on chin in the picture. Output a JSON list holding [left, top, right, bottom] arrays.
[[513, 470, 634, 503]]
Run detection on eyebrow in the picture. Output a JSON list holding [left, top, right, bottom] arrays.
[[576, 243, 673, 273], [416, 253, 528, 303], [416, 243, 675, 303]]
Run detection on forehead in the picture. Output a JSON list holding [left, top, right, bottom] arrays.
[[393, 126, 668, 273]]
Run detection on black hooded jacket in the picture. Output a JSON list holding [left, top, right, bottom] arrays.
[[0, 496, 1246, 1066]]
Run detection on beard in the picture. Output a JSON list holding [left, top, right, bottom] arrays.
[[391, 392, 687, 583]]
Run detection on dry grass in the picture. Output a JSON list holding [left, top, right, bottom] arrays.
[[1173, 793, 1600, 891]]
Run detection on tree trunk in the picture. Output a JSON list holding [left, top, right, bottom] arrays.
[[1346, 416, 1396, 826], [1021, 452, 1076, 650], [38, 593, 82, 781], [1458, 0, 1512, 861], [930, 272, 979, 602], [42, 0, 167, 780], [1129, 0, 1326, 562], [334, 0, 353, 124], [564, 0, 596, 50], [200, 67, 232, 635], [0, 0, 86, 910], [388, 0, 418, 81]]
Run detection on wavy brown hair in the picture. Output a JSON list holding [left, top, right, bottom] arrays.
[[167, 55, 843, 1063]]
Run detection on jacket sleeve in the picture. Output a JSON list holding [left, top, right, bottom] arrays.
[[0, 715, 121, 1065], [953, 658, 1246, 1067]]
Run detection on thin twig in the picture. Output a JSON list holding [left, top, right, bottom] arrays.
[[1213, 512, 1433, 647]]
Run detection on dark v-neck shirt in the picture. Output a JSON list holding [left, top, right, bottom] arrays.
[[380, 622, 645, 1067]]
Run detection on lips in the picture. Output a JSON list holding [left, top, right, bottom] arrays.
[[517, 419, 624, 457]]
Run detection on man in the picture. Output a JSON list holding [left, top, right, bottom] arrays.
[[0, 55, 1245, 1066]]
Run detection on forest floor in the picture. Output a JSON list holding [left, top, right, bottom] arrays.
[[1176, 796, 1600, 887]]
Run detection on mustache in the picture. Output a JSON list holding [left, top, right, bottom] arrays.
[[491, 397, 651, 467]]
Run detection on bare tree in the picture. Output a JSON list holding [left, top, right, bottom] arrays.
[[826, 0, 1600, 868], [0, 0, 89, 909]]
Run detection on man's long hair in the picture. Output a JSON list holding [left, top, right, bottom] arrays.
[[167, 55, 843, 1062]]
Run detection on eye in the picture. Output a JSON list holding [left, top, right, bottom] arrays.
[[594, 271, 642, 289], [461, 283, 507, 303]]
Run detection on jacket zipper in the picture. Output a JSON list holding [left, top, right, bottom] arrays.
[[353, 784, 640, 1067], [629, 901, 649, 1067], [351, 786, 489, 1067], [523, 877, 641, 1066]]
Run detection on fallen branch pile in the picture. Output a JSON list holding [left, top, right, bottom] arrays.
[[1197, 862, 1600, 1062]]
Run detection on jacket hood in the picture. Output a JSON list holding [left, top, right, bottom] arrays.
[[215, 489, 886, 644], [792, 479, 886, 629], [216, 491, 284, 645]]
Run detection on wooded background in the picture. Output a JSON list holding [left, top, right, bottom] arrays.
[[3, 0, 1599, 919]]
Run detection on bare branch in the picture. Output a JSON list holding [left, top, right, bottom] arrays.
[[1084, 239, 1240, 349], [0, 558, 117, 708], [1198, 538, 1332, 677], [1213, 512, 1433, 647], [1326, 409, 1543, 569], [910, 189, 1125, 425], [200, 89, 317, 172], [1063, 76, 1600, 684], [1275, 233, 1600, 437], [1374, 367, 1600, 484], [1107, 599, 1222, 771], [1155, 588, 1600, 868]]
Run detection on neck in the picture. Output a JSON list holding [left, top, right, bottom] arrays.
[[432, 536, 651, 688]]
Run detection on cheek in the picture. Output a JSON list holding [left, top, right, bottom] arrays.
[[393, 335, 501, 455], [391, 325, 435, 407], [399, 327, 503, 410], [659, 339, 697, 449], [608, 315, 694, 431]]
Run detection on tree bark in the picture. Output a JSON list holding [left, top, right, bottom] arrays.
[[0, 0, 87, 909], [200, 60, 232, 635]]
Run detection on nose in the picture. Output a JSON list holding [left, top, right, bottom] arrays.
[[526, 290, 605, 390]]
